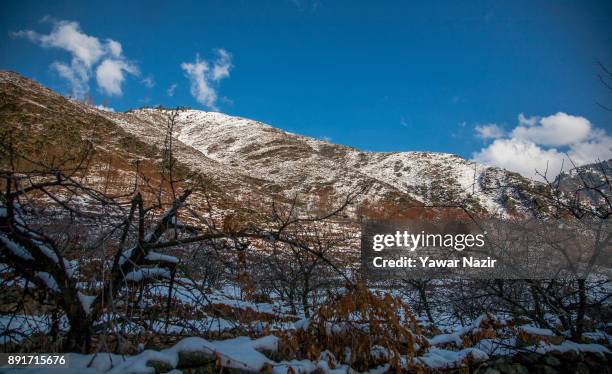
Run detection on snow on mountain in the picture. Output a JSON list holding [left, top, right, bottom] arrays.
[[109, 108, 533, 216]]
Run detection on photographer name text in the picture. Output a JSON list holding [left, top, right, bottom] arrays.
[[372, 256, 497, 268]]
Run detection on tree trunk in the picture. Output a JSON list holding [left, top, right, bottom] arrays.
[[302, 276, 310, 318], [574, 278, 587, 340], [530, 284, 544, 325], [63, 321, 93, 353], [418, 284, 434, 325]]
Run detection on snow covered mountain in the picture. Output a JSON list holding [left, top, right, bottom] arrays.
[[0, 70, 540, 217]]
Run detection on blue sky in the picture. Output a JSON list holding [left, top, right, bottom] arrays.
[[1, 0, 611, 178]]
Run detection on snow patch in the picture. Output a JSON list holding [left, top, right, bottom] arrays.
[[145, 252, 179, 264], [35, 271, 60, 292], [78, 292, 97, 315], [0, 234, 34, 260], [125, 268, 171, 282]]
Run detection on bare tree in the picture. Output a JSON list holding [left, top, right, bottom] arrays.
[[0, 110, 369, 352]]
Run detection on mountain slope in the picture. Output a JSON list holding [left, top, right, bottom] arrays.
[[1, 70, 540, 217], [555, 159, 612, 207], [107, 108, 535, 215]]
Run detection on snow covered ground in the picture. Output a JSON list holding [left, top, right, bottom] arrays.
[[2, 321, 608, 373], [2, 281, 610, 373]]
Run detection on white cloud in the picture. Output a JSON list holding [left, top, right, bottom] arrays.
[[211, 49, 232, 81], [13, 20, 136, 97], [511, 112, 592, 147], [13, 21, 104, 67], [475, 124, 504, 139], [141, 76, 155, 88], [568, 133, 612, 166], [94, 104, 115, 112], [518, 113, 538, 127], [96, 59, 138, 96], [181, 56, 215, 108], [472, 112, 612, 181], [106, 39, 122, 57], [473, 139, 567, 180], [181, 50, 233, 109], [167, 83, 177, 97], [50, 60, 89, 98], [220, 96, 234, 106]]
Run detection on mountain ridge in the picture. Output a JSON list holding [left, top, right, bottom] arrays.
[[0, 70, 542, 217]]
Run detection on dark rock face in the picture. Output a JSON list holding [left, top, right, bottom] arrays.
[[473, 351, 611, 374]]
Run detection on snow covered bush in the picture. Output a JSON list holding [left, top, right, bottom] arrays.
[[282, 283, 429, 371]]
